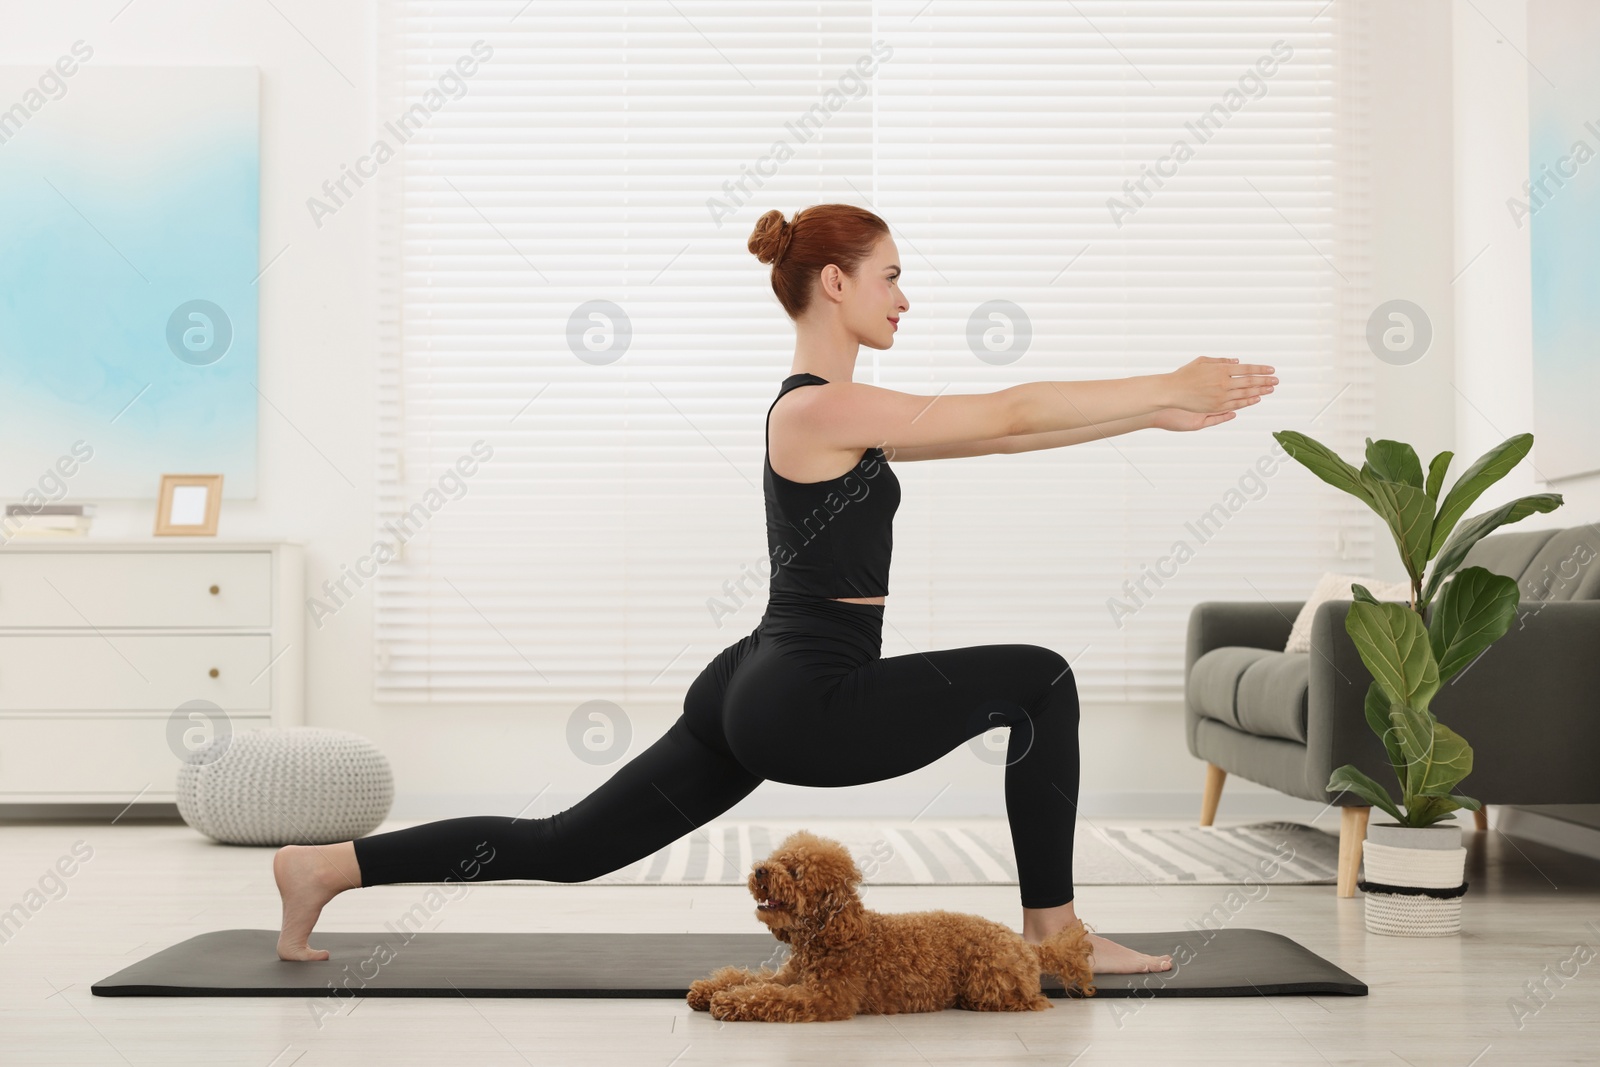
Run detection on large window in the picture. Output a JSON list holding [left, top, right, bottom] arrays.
[[375, 1, 1373, 706]]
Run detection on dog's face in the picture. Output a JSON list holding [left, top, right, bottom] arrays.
[[746, 831, 864, 940]]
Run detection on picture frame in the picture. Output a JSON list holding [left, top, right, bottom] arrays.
[[154, 474, 224, 536]]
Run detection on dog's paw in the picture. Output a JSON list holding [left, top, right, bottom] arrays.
[[708, 989, 749, 1022], [711, 986, 851, 1023], [686, 978, 716, 1012], [710, 986, 787, 1022], [688, 966, 759, 1011]]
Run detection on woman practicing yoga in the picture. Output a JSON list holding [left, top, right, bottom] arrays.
[[274, 203, 1277, 973]]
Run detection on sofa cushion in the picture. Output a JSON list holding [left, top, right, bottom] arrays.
[[1189, 646, 1310, 745], [1236, 651, 1311, 743], [1189, 647, 1273, 731]]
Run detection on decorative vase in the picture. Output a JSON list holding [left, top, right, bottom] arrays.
[[1359, 822, 1467, 936]]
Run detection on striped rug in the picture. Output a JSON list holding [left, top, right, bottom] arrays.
[[494, 819, 1339, 887]]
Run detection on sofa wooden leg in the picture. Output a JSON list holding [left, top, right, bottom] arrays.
[[1474, 806, 1488, 832], [1337, 806, 1369, 898], [1200, 763, 1226, 827]]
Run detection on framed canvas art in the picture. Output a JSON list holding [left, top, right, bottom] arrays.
[[0, 64, 260, 498], [1527, 2, 1600, 480]]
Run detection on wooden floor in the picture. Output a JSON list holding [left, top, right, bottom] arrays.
[[3, 813, 1598, 1066]]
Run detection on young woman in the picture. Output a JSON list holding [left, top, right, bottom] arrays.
[[273, 203, 1276, 974]]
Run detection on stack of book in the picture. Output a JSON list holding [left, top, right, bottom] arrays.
[[3, 503, 96, 538]]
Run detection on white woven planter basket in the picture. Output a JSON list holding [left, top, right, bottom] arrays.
[[1363, 891, 1463, 936], [1360, 824, 1467, 937]]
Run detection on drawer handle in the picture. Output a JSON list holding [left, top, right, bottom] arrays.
[[209, 668, 219, 678], [210, 585, 220, 595]]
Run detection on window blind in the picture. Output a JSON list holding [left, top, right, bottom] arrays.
[[374, 0, 1373, 706]]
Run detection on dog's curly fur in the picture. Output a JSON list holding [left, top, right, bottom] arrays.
[[687, 830, 1096, 1022]]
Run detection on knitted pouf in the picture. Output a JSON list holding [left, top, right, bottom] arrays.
[[176, 727, 394, 846]]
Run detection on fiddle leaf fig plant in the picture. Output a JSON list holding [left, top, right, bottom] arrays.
[[1272, 430, 1563, 827]]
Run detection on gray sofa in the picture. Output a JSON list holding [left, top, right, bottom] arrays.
[[1185, 523, 1600, 895]]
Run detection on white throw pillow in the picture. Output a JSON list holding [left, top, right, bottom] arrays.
[[1283, 572, 1412, 654]]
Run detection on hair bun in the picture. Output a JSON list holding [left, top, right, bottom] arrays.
[[748, 209, 794, 266]]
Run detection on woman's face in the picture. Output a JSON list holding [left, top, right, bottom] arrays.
[[838, 235, 909, 350]]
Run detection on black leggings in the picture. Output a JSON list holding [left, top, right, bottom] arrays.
[[352, 592, 1081, 908]]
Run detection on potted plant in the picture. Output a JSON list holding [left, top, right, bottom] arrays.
[[1272, 430, 1562, 935]]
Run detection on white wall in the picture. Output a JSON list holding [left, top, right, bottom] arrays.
[[1368, 0, 1459, 584], [1452, 0, 1600, 834], [4, 1, 1506, 825], [1453, 0, 1600, 515]]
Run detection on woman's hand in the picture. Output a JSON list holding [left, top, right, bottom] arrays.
[[1163, 356, 1276, 414], [1149, 408, 1237, 432]]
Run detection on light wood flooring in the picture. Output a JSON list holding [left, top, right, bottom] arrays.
[[2, 813, 1598, 1066]]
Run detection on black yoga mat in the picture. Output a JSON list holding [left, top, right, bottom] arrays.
[[93, 928, 1364, 999]]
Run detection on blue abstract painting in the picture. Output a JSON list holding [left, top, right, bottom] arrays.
[[1528, 2, 1600, 481], [0, 64, 258, 499]]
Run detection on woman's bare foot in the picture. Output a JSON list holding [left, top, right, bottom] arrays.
[[1082, 931, 1173, 974], [1022, 903, 1174, 975], [273, 842, 360, 961], [1022, 923, 1173, 974]]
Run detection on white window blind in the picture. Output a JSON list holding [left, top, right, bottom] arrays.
[[374, 0, 1374, 706]]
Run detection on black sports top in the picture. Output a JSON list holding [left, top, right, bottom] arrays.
[[764, 373, 901, 598]]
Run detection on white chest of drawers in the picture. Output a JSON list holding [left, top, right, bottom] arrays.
[[0, 540, 304, 804]]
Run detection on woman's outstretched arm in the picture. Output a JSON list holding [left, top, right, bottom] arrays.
[[796, 356, 1275, 458], [885, 411, 1152, 461], [885, 405, 1242, 461], [1005, 357, 1275, 435]]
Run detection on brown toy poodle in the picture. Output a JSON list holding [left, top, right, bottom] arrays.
[[687, 829, 1096, 1022]]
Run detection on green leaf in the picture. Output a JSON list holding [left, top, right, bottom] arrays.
[[1350, 583, 1379, 605], [1421, 493, 1565, 606], [1393, 704, 1473, 798], [1428, 434, 1534, 558], [1327, 765, 1405, 823], [1364, 438, 1425, 488], [1401, 793, 1466, 828], [1363, 679, 1408, 794], [1273, 431, 1374, 508], [1359, 469, 1435, 579], [1449, 793, 1482, 812], [1424, 450, 1453, 502], [1345, 601, 1441, 710], [1428, 566, 1520, 684]]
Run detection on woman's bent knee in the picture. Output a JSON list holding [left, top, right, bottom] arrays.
[[1023, 646, 1077, 725], [1006, 643, 1069, 687], [1029, 644, 1071, 680]]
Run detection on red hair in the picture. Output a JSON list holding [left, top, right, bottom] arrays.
[[748, 204, 890, 318]]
